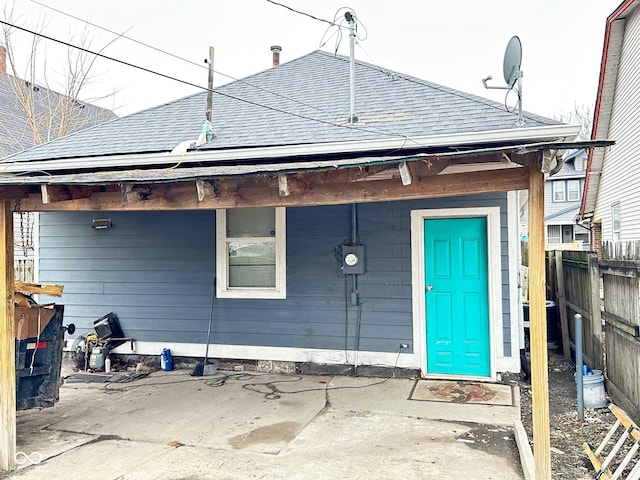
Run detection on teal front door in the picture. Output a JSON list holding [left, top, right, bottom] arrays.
[[424, 217, 490, 376]]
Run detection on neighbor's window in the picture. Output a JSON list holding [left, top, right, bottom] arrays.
[[552, 181, 566, 202], [567, 180, 581, 201], [216, 207, 286, 299], [612, 202, 621, 243], [547, 225, 561, 244]]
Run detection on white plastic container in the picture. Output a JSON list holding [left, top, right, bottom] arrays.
[[583, 370, 607, 408]]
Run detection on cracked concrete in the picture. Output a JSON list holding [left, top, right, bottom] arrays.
[[4, 369, 525, 479]]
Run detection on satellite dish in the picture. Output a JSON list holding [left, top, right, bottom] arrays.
[[482, 35, 525, 127], [503, 36, 522, 88]]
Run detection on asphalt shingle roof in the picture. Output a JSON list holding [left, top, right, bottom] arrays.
[[2, 50, 562, 163], [0, 72, 116, 159]]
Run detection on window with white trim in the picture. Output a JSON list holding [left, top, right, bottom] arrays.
[[547, 225, 561, 244], [552, 181, 566, 202], [567, 180, 581, 201], [216, 207, 286, 299], [552, 179, 584, 202]]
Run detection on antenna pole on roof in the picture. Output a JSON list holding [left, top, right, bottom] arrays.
[[345, 11, 358, 124], [206, 46, 214, 122]]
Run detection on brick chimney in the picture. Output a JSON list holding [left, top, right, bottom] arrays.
[[271, 45, 281, 67], [0, 46, 6, 74]]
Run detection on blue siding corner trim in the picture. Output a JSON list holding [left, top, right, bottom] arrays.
[[39, 194, 512, 356]]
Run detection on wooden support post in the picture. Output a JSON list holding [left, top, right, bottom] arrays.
[[555, 251, 571, 360], [0, 201, 16, 471], [528, 164, 551, 479]]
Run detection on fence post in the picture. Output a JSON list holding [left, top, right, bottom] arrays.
[[588, 254, 603, 372], [555, 251, 571, 360]]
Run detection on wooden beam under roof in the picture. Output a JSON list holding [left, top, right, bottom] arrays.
[[13, 166, 530, 212]]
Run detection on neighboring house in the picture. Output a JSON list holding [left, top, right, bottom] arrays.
[[0, 45, 116, 280], [520, 149, 590, 250], [579, 0, 640, 254], [545, 149, 590, 248], [0, 49, 582, 381]]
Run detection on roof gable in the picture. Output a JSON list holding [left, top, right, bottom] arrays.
[[3, 50, 561, 164]]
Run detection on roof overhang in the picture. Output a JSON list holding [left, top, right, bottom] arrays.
[[0, 139, 610, 188], [0, 124, 581, 176]]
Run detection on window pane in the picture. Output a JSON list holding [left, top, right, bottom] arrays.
[[548, 225, 561, 243], [228, 241, 276, 287], [567, 180, 580, 201], [553, 182, 565, 202], [227, 208, 275, 237]]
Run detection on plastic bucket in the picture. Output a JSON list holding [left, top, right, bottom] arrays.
[[582, 369, 607, 408]]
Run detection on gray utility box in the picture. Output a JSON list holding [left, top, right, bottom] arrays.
[[341, 245, 365, 275]]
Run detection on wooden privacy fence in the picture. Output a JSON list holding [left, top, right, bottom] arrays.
[[548, 245, 640, 423], [600, 260, 640, 422], [547, 250, 602, 371]]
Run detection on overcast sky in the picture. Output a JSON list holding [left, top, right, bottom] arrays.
[[3, 0, 621, 120]]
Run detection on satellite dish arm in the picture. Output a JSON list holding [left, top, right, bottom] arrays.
[[482, 75, 510, 90]]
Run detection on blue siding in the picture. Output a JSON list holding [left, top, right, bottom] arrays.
[[39, 194, 512, 356]]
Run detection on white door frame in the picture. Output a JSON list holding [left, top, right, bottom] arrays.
[[410, 207, 503, 380]]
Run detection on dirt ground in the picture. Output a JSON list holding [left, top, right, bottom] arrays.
[[518, 351, 617, 479]]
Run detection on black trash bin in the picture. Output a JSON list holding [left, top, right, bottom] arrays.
[[15, 304, 66, 410], [522, 300, 561, 349]]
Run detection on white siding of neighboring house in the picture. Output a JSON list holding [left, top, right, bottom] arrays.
[[594, 7, 640, 242]]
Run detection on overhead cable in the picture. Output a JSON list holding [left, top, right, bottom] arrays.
[[0, 19, 409, 139]]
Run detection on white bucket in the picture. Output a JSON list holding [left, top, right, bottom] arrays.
[[583, 370, 608, 408]]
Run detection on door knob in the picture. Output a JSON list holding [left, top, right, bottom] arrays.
[[426, 285, 433, 291]]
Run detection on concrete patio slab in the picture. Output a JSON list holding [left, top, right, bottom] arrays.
[[4, 369, 524, 479]]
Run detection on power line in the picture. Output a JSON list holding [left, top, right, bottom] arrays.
[[28, 0, 331, 116], [264, 0, 338, 26], [0, 19, 409, 140], [28, 0, 212, 74], [21, 2, 416, 140]]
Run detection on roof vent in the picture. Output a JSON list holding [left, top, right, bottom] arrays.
[[271, 45, 282, 67]]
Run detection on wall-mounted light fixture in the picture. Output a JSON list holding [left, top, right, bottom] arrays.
[[91, 218, 112, 230]]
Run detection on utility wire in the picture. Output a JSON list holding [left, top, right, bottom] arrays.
[[0, 19, 409, 140], [264, 0, 339, 26], [23, 1, 434, 143], [28, 0, 333, 116]]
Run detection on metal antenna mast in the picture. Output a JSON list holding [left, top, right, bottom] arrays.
[[345, 11, 358, 124], [206, 46, 214, 122]]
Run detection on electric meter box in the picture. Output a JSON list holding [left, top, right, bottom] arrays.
[[342, 245, 365, 275]]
